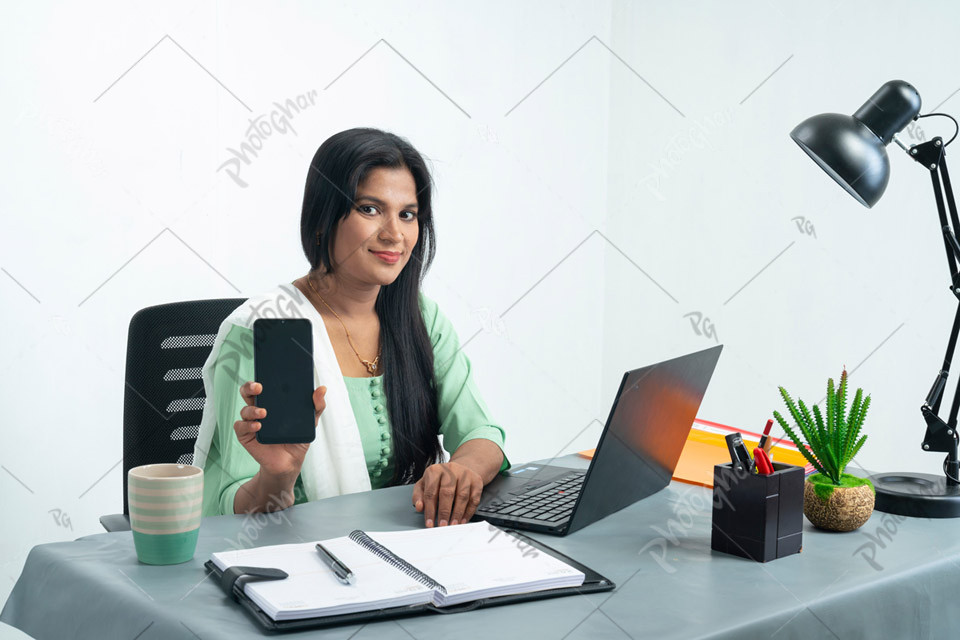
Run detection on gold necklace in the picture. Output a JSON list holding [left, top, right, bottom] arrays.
[[305, 275, 382, 375]]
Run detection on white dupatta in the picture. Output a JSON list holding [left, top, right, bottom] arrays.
[[193, 282, 372, 502]]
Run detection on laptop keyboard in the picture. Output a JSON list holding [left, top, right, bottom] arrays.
[[481, 470, 586, 523]]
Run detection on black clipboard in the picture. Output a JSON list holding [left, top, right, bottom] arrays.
[[205, 528, 615, 632]]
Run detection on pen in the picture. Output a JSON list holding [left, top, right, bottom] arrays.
[[758, 419, 774, 453], [315, 543, 355, 585]]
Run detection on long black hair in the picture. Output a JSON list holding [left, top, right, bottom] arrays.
[[300, 127, 444, 485]]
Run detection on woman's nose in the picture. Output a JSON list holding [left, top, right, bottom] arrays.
[[380, 214, 403, 241]]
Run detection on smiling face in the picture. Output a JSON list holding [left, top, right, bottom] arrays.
[[328, 165, 420, 286]]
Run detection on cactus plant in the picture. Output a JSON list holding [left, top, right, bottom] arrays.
[[772, 367, 869, 486]]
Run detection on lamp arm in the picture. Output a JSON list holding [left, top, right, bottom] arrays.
[[911, 138, 960, 484]]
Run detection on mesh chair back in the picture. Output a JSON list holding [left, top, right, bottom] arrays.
[[121, 298, 247, 514]]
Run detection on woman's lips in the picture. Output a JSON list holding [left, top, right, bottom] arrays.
[[371, 251, 400, 264]]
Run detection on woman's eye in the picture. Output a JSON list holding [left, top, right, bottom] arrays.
[[358, 205, 416, 219]]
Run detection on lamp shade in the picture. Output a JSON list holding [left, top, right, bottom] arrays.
[[790, 80, 922, 208]]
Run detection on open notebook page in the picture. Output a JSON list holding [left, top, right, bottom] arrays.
[[210, 535, 434, 621], [364, 521, 586, 607]]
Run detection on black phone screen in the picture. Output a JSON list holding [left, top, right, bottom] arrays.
[[253, 318, 316, 444]]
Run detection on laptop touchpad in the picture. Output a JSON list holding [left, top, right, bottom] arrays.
[[480, 465, 573, 506]]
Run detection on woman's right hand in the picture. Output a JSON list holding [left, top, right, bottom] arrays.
[[233, 381, 328, 480]]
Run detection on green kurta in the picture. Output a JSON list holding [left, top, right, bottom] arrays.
[[200, 292, 510, 516]]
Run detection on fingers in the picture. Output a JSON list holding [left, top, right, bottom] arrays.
[[463, 488, 482, 523], [313, 386, 327, 427], [235, 384, 266, 441], [313, 386, 327, 412], [434, 471, 458, 527], [412, 479, 424, 512], [418, 465, 483, 527], [233, 415, 261, 442], [240, 404, 266, 422], [450, 477, 482, 526], [240, 381, 262, 407], [421, 468, 440, 528]]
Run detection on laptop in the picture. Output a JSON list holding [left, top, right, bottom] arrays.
[[473, 344, 723, 536]]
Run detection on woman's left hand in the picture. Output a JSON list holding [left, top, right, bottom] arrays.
[[412, 461, 483, 527]]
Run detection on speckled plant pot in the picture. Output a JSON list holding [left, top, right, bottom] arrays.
[[803, 475, 875, 532]]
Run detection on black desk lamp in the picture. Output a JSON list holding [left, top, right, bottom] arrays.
[[791, 80, 960, 518]]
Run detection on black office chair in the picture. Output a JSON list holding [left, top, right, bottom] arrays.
[[99, 297, 247, 532]]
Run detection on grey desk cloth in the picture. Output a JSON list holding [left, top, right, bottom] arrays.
[[3, 455, 960, 639]]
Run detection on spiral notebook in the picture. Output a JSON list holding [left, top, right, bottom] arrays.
[[207, 521, 613, 630]]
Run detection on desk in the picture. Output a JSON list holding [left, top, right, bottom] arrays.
[[3, 454, 960, 639]]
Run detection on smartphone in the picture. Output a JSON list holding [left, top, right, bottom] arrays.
[[253, 318, 316, 444]]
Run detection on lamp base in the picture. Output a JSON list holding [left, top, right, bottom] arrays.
[[871, 472, 960, 518]]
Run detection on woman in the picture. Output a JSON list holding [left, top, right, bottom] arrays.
[[193, 127, 509, 527]]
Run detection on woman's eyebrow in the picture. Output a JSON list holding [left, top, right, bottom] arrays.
[[356, 194, 418, 209]]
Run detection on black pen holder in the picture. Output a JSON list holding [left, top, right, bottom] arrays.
[[710, 461, 804, 562]]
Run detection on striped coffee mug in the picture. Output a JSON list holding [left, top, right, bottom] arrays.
[[128, 464, 203, 565]]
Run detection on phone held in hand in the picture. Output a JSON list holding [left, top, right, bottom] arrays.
[[253, 318, 316, 445]]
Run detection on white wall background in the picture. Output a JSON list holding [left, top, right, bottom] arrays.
[[3, 0, 959, 621]]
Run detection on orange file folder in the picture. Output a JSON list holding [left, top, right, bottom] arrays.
[[577, 418, 813, 488]]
